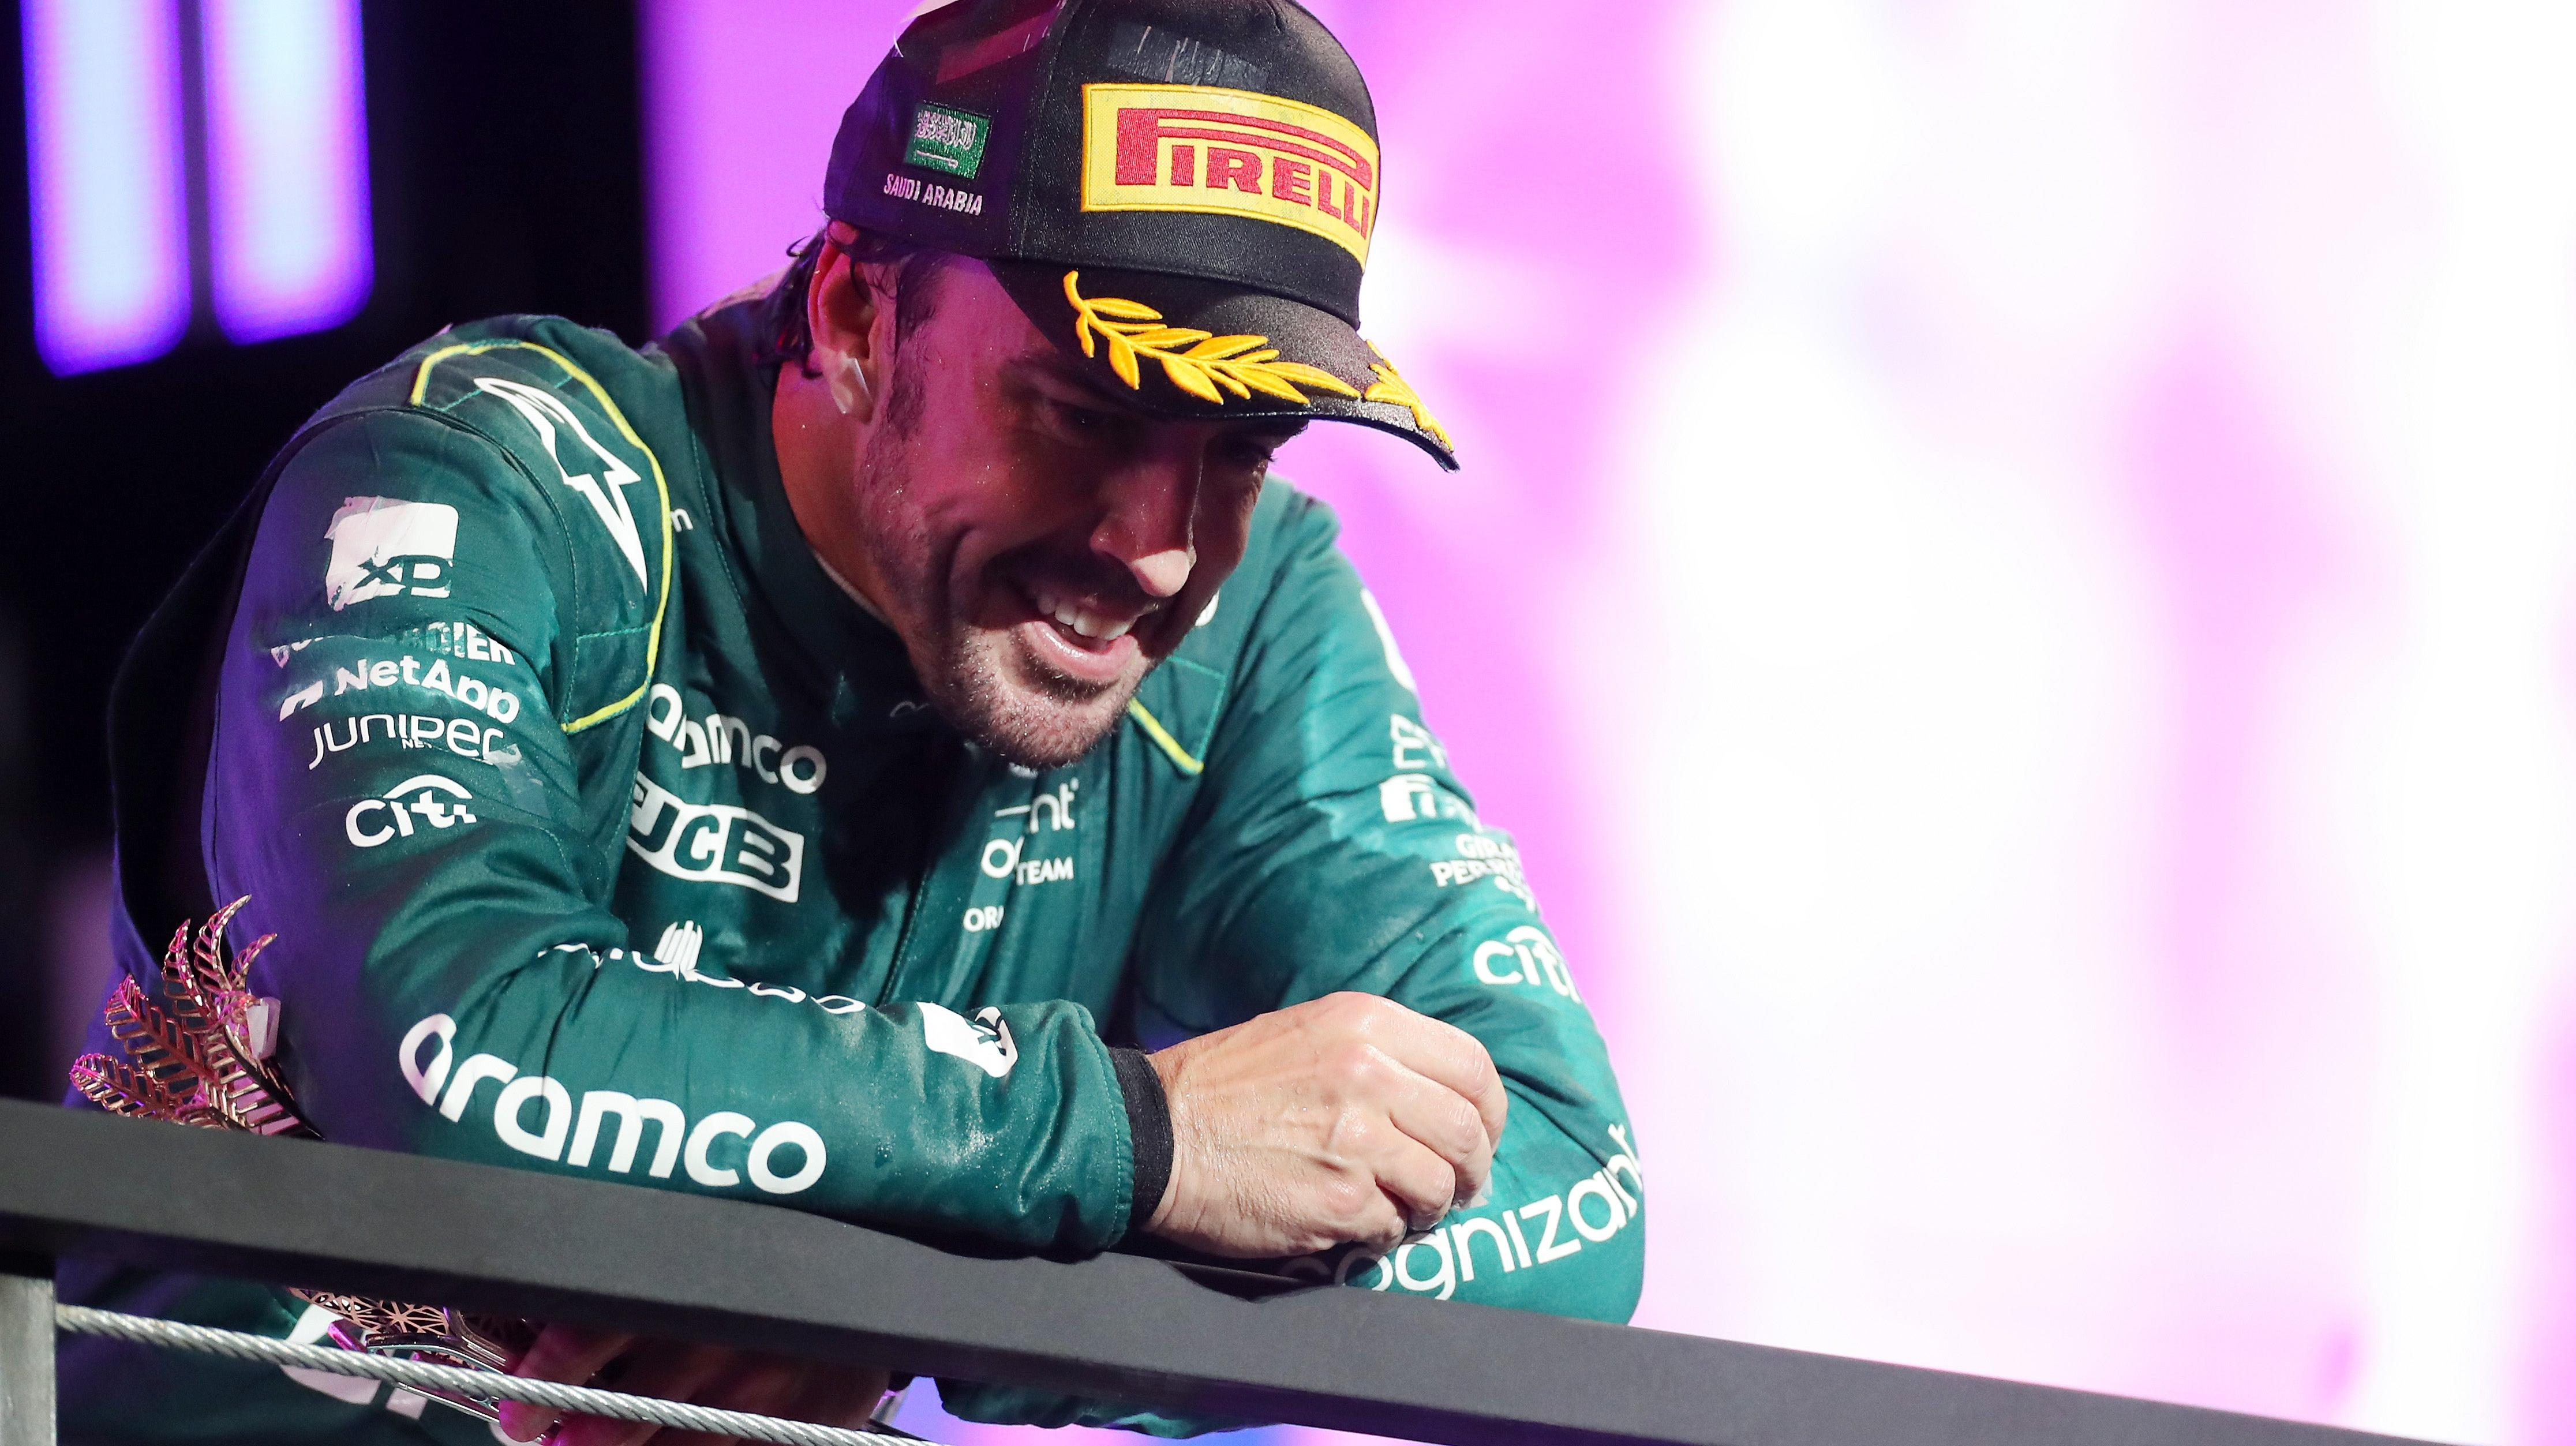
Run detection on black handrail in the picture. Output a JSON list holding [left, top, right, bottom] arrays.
[[0, 1102, 2436, 1446]]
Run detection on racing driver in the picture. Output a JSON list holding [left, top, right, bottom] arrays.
[[63, 1, 1642, 1440]]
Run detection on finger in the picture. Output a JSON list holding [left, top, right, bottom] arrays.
[[1345, 998, 1508, 1146], [652, 1361, 893, 1446], [496, 1324, 635, 1443], [1366, 1132, 1463, 1237], [1376, 1063, 1495, 1203], [649, 1354, 807, 1446], [555, 1340, 735, 1446], [1340, 1175, 1413, 1254], [781, 1367, 898, 1430]]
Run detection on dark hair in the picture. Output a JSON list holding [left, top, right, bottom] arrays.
[[759, 226, 957, 376]]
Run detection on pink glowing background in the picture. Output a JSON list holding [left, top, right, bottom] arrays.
[[645, 3, 2576, 1443]]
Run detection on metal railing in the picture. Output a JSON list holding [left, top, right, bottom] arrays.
[[0, 1100, 2435, 1446]]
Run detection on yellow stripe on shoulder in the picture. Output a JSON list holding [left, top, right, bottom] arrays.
[[410, 339, 675, 736], [1126, 698, 1205, 776]]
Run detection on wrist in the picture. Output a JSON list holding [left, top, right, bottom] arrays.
[[1143, 1048, 1185, 1231], [1109, 1047, 1175, 1236]]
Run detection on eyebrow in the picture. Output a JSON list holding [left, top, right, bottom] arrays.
[[1012, 350, 1133, 409]]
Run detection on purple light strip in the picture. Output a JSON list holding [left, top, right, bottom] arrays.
[[201, 0, 372, 343], [641, 0, 904, 334], [22, 0, 191, 375]]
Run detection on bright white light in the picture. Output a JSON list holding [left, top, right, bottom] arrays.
[[23, 0, 190, 374], [202, 0, 373, 342]]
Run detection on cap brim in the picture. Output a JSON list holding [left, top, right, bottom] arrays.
[[987, 260, 1457, 471]]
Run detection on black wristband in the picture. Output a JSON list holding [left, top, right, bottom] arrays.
[[1110, 1047, 1173, 1235]]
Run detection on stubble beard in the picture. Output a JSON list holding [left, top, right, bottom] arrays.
[[857, 384, 1145, 772], [936, 625, 1143, 771]]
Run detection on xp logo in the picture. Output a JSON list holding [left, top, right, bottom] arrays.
[[345, 775, 480, 848], [324, 497, 457, 610]]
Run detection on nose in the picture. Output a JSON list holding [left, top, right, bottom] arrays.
[[1128, 546, 1193, 598], [1092, 460, 1198, 600]]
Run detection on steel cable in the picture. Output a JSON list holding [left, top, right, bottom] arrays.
[[55, 1302, 919, 1446]]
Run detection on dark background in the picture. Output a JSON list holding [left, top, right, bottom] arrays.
[[0, 1, 656, 1099]]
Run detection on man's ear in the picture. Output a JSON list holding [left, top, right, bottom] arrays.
[[808, 233, 888, 420]]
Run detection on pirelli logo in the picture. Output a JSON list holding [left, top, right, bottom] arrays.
[[1080, 83, 1378, 264]]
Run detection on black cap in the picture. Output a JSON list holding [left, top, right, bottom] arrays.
[[823, 0, 1455, 469]]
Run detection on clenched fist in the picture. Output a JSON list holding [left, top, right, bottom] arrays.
[[1143, 992, 1507, 1258]]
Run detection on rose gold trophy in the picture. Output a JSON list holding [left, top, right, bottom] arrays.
[[69, 899, 535, 1422]]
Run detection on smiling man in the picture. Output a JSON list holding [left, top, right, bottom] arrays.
[[65, 2, 1640, 1443]]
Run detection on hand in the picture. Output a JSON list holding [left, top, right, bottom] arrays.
[[1144, 991, 1507, 1258], [496, 1323, 893, 1446]]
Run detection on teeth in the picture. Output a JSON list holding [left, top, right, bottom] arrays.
[[1027, 583, 1137, 645], [1050, 602, 1132, 642]]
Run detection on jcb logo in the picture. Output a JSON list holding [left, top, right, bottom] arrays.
[[627, 773, 806, 902]]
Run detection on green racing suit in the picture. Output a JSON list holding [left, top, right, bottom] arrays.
[[62, 295, 1642, 1443]]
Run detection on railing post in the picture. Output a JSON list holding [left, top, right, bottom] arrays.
[[0, 1257, 53, 1446]]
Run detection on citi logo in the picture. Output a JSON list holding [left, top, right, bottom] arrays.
[[345, 775, 478, 848], [1382, 773, 1477, 826], [1473, 926, 1578, 1001], [1381, 773, 1437, 822]]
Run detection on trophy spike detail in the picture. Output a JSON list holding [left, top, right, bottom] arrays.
[[69, 899, 531, 1421]]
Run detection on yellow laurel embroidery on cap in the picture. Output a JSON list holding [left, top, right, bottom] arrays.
[[1361, 343, 1452, 451], [1062, 269, 1361, 406]]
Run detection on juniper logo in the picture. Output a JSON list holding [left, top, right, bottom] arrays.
[[904, 103, 990, 179], [324, 497, 456, 610]]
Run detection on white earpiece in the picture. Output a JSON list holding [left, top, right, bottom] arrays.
[[827, 355, 875, 417]]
